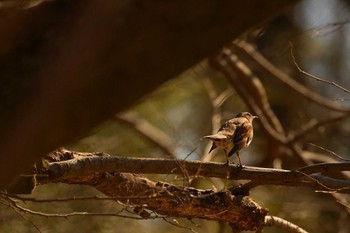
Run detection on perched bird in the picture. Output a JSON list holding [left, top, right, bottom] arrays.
[[202, 112, 258, 166]]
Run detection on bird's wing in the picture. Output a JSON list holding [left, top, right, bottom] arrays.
[[228, 121, 252, 157], [233, 122, 251, 144]]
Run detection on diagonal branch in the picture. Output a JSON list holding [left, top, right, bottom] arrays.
[[286, 113, 350, 144], [290, 42, 350, 94], [117, 111, 178, 158], [233, 40, 350, 113], [209, 48, 287, 144]]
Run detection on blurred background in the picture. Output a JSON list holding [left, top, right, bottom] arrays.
[[1, 0, 350, 232]]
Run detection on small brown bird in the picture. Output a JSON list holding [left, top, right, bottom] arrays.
[[202, 112, 258, 166]]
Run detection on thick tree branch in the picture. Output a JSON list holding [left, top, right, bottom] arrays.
[[33, 149, 350, 194], [11, 159, 269, 231]]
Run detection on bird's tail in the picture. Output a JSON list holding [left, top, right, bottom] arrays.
[[202, 135, 222, 153], [201, 134, 226, 140]]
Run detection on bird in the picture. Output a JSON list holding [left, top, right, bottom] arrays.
[[202, 112, 258, 166]]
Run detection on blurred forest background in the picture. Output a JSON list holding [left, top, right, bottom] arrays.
[[1, 0, 350, 232]]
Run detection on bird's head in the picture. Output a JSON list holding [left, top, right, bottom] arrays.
[[236, 112, 258, 122]]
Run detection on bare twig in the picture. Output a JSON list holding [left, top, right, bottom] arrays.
[[332, 193, 350, 213], [297, 162, 350, 174], [296, 171, 349, 193], [1, 196, 42, 233], [163, 218, 197, 233], [233, 40, 350, 113], [1, 193, 158, 203], [290, 42, 350, 94], [305, 143, 350, 161], [264, 215, 309, 233], [11, 201, 147, 219], [287, 113, 350, 144]]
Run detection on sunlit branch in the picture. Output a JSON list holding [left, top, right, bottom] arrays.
[[263, 215, 309, 233], [34, 149, 350, 194]]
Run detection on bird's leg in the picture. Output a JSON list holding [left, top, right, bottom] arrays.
[[226, 154, 230, 165], [225, 150, 230, 165], [236, 152, 242, 167]]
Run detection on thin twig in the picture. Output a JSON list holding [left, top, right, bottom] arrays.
[[287, 113, 350, 144], [2, 193, 158, 203], [295, 170, 347, 193], [290, 42, 350, 94], [10, 199, 153, 220], [0, 196, 42, 233], [9, 204, 43, 233], [333, 193, 350, 214], [297, 162, 350, 174], [305, 143, 350, 161], [234, 40, 350, 113], [162, 217, 198, 233]]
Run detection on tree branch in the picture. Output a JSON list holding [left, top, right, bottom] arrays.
[[8, 168, 268, 231], [263, 215, 309, 233], [33, 149, 350, 194], [232, 40, 350, 113], [117, 111, 178, 158], [289, 42, 350, 94]]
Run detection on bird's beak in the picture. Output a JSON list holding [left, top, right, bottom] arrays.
[[253, 116, 259, 119]]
